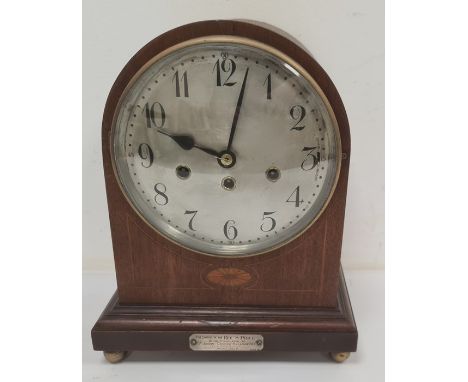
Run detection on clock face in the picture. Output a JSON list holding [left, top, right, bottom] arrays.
[[112, 37, 341, 257]]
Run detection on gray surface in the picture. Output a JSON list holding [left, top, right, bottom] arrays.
[[83, 269, 384, 381]]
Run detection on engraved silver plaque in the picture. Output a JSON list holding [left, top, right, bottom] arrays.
[[189, 334, 264, 351]]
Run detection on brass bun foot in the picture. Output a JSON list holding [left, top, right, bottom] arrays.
[[329, 352, 350, 363], [103, 351, 128, 363]]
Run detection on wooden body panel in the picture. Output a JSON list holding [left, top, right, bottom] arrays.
[[102, 20, 351, 308], [91, 269, 358, 352]]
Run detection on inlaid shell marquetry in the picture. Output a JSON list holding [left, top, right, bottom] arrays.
[[205, 267, 253, 287]]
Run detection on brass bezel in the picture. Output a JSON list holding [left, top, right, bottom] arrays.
[[110, 35, 342, 258]]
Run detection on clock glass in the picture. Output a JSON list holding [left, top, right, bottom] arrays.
[[112, 37, 341, 257]]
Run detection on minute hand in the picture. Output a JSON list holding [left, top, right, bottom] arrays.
[[226, 67, 249, 151]]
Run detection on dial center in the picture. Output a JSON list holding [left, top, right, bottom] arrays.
[[221, 153, 233, 166], [217, 150, 236, 169]]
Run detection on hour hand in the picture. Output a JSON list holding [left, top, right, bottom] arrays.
[[157, 130, 220, 158], [194, 145, 220, 157]]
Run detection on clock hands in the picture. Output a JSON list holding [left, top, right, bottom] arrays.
[[157, 130, 220, 158], [213, 67, 249, 169], [156, 67, 249, 167], [226, 67, 249, 152]]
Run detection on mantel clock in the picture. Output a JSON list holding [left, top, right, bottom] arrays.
[[92, 20, 357, 363]]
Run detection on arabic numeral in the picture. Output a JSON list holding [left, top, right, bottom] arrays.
[[301, 146, 321, 171], [213, 58, 237, 86], [184, 210, 198, 231], [223, 220, 238, 240], [173, 70, 189, 97], [289, 105, 306, 131], [286, 186, 304, 207], [260, 211, 276, 232], [137, 143, 154, 168], [263, 73, 272, 100], [154, 183, 168, 205], [142, 102, 166, 129]]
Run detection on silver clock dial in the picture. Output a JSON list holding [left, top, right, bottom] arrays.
[[113, 39, 340, 257]]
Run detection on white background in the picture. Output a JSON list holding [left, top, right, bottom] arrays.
[[3, 1, 467, 382], [83, 0, 384, 271]]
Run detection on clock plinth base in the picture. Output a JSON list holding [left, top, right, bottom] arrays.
[[92, 269, 357, 359]]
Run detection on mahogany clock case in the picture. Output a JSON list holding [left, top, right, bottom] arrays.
[[93, 20, 357, 355]]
